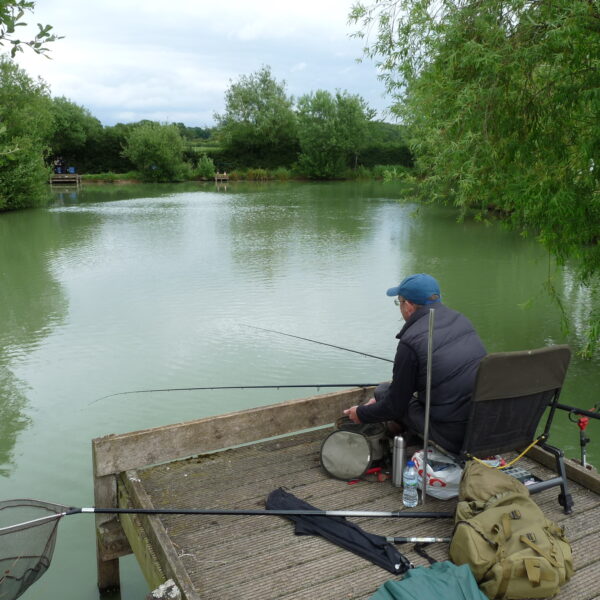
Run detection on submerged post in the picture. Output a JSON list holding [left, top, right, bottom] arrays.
[[421, 308, 435, 505]]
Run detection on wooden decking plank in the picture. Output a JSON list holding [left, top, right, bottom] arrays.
[[561, 502, 600, 542], [201, 543, 396, 600], [129, 429, 599, 600], [557, 562, 600, 600]]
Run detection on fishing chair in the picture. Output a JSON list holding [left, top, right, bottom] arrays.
[[430, 345, 574, 514]]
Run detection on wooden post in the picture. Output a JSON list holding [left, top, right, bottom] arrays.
[[93, 441, 121, 593]]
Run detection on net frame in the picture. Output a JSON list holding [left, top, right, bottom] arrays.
[[0, 499, 72, 600]]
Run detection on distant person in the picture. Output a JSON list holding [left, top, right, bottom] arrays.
[[344, 273, 486, 453]]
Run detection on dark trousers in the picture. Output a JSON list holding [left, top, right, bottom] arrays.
[[374, 382, 466, 454]]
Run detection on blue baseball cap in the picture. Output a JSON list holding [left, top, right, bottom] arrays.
[[386, 273, 441, 305]]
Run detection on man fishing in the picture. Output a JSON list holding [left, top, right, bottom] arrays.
[[344, 273, 486, 453]]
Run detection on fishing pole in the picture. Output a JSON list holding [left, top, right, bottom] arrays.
[[90, 324, 391, 403], [90, 383, 379, 404], [241, 324, 393, 363], [387, 536, 451, 544], [1, 500, 455, 536], [558, 403, 600, 420], [5, 505, 454, 524], [244, 325, 600, 422], [0, 499, 453, 600]]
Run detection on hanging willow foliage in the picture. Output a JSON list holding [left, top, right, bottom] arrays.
[[350, 0, 600, 355]]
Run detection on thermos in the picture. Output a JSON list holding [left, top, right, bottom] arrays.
[[392, 435, 406, 487]]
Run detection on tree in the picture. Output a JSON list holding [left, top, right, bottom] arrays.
[[122, 122, 190, 182], [215, 65, 299, 167], [0, 57, 53, 210], [0, 0, 62, 57], [351, 0, 600, 352], [195, 153, 215, 179], [48, 96, 103, 170], [87, 122, 137, 173], [296, 90, 374, 179]]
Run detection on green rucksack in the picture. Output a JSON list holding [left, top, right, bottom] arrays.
[[449, 462, 573, 599]]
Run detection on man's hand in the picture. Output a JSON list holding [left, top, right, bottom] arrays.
[[344, 405, 361, 423], [344, 397, 376, 424]]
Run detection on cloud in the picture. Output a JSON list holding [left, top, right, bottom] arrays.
[[13, 0, 389, 126]]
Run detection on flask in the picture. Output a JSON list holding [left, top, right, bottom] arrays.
[[402, 460, 419, 507], [392, 435, 405, 487]]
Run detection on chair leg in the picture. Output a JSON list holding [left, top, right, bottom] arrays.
[[542, 443, 574, 515]]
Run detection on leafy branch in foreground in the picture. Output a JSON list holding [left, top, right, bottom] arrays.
[[0, 0, 62, 57], [350, 0, 600, 354]]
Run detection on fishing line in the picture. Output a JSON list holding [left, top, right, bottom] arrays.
[[241, 323, 393, 363], [89, 383, 379, 404]]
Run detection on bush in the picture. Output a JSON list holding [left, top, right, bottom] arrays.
[[358, 143, 413, 168], [122, 122, 189, 182], [195, 153, 216, 179], [371, 164, 412, 180], [0, 59, 54, 210], [227, 169, 245, 181], [272, 166, 291, 181], [353, 165, 372, 179], [245, 168, 269, 181], [81, 171, 141, 181]]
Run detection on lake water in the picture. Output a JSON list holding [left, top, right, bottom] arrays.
[[1, 181, 598, 599]]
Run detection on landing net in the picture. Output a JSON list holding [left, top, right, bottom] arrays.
[[0, 499, 70, 600]]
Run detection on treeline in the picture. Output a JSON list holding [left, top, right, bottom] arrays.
[[0, 58, 412, 211]]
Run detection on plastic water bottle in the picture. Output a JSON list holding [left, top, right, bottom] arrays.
[[402, 460, 419, 507]]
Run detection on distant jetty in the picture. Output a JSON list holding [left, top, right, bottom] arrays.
[[50, 172, 81, 186]]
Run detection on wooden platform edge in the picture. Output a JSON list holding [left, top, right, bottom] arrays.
[[528, 445, 600, 494], [91, 386, 373, 593], [120, 470, 199, 600], [92, 387, 373, 477]]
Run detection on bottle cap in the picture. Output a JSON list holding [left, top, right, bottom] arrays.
[[407, 460, 415, 467]]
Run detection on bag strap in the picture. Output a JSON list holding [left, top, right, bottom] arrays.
[[496, 557, 557, 599], [455, 520, 498, 548], [496, 560, 513, 599], [524, 557, 541, 585], [414, 542, 437, 565], [519, 535, 560, 568]]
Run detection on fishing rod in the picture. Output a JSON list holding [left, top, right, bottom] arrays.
[[244, 325, 600, 422], [0, 499, 453, 600], [90, 383, 379, 404], [2, 505, 454, 530], [242, 324, 393, 363], [387, 536, 451, 544], [558, 403, 600, 420], [91, 324, 391, 403]]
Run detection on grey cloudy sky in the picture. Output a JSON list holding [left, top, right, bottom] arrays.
[[14, 0, 391, 127]]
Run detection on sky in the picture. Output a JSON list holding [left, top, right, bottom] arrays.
[[13, 0, 392, 127]]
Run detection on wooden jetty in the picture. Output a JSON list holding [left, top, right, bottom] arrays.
[[214, 172, 229, 182], [50, 172, 81, 186], [92, 387, 600, 600]]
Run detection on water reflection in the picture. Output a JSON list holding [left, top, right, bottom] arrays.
[[0, 211, 69, 474], [224, 181, 414, 284]]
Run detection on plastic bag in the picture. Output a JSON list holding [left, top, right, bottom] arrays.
[[411, 449, 463, 500]]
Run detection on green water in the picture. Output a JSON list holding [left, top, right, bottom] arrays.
[[1, 181, 598, 599]]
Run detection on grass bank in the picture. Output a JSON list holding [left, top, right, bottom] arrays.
[[81, 164, 412, 184]]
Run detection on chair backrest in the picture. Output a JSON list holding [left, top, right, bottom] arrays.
[[461, 345, 571, 458]]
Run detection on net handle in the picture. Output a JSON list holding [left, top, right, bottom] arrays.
[[0, 508, 79, 535]]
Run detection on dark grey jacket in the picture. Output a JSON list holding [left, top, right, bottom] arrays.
[[399, 303, 486, 424]]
